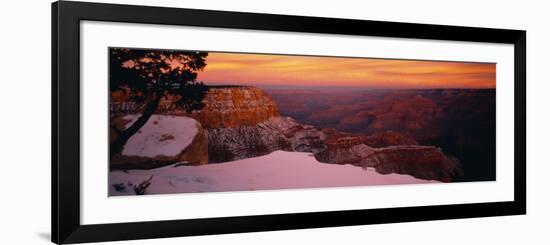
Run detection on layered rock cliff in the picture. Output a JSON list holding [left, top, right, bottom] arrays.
[[110, 86, 463, 181], [198, 86, 279, 128], [314, 135, 461, 182], [112, 86, 279, 128], [362, 146, 462, 182], [156, 86, 279, 128]]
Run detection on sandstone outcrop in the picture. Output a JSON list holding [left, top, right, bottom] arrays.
[[112, 86, 280, 128], [155, 86, 279, 128], [314, 136, 461, 182]]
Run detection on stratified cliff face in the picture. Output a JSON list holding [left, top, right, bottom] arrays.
[[315, 137, 463, 182], [363, 146, 462, 182], [160, 86, 280, 128], [314, 135, 461, 182], [113, 86, 280, 128]]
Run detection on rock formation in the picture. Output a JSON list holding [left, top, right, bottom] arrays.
[[206, 117, 325, 163], [361, 146, 462, 182], [315, 137, 461, 182], [110, 86, 464, 181], [156, 86, 279, 128], [110, 115, 208, 170]]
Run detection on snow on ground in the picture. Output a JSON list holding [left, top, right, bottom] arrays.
[[121, 115, 198, 158], [110, 150, 437, 196]]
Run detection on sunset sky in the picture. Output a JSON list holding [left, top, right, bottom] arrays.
[[198, 52, 496, 89]]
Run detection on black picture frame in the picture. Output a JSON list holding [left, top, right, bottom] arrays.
[[52, 1, 526, 244]]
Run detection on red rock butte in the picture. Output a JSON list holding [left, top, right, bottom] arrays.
[[184, 86, 279, 128]]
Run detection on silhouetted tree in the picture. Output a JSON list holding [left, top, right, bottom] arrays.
[[109, 48, 209, 159]]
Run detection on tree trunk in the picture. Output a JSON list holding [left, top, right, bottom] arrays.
[[110, 94, 162, 160]]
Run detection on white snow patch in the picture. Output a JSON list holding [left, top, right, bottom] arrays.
[[110, 150, 437, 196], [121, 115, 198, 158]]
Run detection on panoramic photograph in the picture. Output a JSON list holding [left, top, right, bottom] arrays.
[[108, 47, 496, 196]]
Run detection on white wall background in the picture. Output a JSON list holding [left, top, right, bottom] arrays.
[[0, 0, 547, 244]]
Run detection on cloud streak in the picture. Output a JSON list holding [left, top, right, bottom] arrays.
[[198, 52, 496, 89]]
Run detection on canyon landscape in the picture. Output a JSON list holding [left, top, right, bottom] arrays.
[[108, 48, 496, 196]]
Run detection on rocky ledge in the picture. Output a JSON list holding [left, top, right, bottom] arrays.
[[205, 115, 462, 182], [110, 86, 463, 181], [315, 137, 461, 182]]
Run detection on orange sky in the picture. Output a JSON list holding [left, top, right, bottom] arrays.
[[198, 52, 496, 89]]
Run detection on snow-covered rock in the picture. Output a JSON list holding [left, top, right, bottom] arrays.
[[110, 115, 208, 169], [204, 116, 460, 182], [313, 130, 462, 182], [205, 116, 325, 163], [109, 150, 437, 196]]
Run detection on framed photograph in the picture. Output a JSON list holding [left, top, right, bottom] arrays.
[[52, 1, 526, 244]]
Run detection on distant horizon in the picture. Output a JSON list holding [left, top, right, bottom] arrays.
[[202, 82, 496, 91]]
